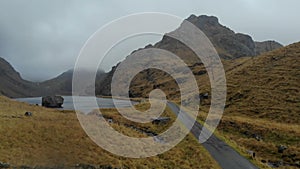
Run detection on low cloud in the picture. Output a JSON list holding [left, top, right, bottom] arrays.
[[0, 0, 299, 81]]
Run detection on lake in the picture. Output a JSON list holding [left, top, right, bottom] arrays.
[[15, 96, 136, 113]]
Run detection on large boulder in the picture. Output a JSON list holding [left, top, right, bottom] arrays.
[[42, 96, 64, 108], [278, 145, 287, 153], [0, 161, 10, 168]]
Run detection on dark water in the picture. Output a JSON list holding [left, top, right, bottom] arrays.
[[15, 96, 136, 112]]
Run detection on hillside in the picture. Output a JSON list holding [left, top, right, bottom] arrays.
[[129, 42, 299, 122], [216, 42, 300, 168], [0, 57, 41, 98], [223, 42, 299, 123], [125, 42, 299, 123]]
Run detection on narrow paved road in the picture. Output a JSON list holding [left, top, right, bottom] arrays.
[[167, 102, 259, 169]]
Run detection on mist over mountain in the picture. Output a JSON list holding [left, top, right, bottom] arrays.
[[0, 15, 285, 98], [0, 58, 106, 98]]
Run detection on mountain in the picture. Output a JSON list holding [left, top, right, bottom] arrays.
[[95, 35, 299, 167], [165, 15, 283, 59], [124, 41, 300, 123], [96, 15, 283, 96], [0, 57, 41, 98]]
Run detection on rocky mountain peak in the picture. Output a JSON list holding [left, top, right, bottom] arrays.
[[184, 15, 283, 59], [187, 15, 219, 26]]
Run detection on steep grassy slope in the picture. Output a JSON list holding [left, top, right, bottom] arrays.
[[198, 42, 300, 168], [224, 42, 299, 123]]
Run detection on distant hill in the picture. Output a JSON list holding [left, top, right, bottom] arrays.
[[39, 70, 74, 96], [0, 57, 106, 98], [40, 69, 106, 96]]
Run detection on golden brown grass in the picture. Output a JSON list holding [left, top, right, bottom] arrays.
[[0, 96, 220, 168], [210, 115, 300, 169], [213, 43, 300, 168]]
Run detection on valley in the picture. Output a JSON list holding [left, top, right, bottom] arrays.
[[0, 13, 298, 169]]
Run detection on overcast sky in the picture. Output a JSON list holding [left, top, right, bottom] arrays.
[[0, 0, 299, 81]]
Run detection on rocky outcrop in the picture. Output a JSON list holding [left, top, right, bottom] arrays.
[[0, 161, 10, 168], [152, 15, 283, 60], [24, 112, 33, 116], [185, 15, 282, 59], [42, 96, 64, 108], [255, 40, 283, 55], [176, 15, 256, 58], [277, 145, 287, 153]]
